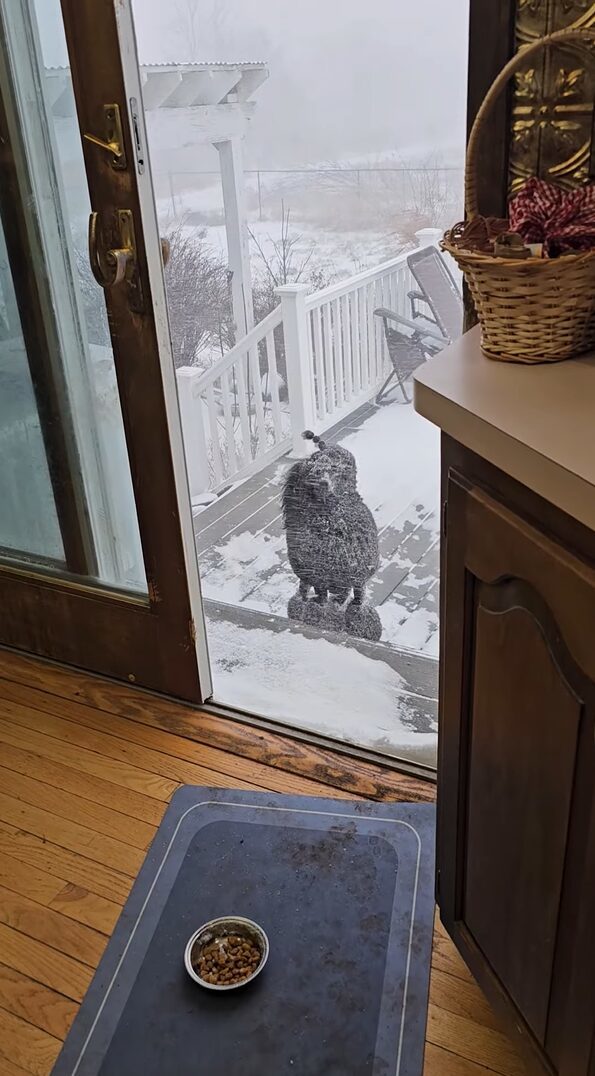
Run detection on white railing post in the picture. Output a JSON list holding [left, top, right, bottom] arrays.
[[415, 227, 442, 249], [276, 283, 316, 456], [176, 367, 211, 501]]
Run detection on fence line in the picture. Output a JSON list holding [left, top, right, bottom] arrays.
[[154, 165, 464, 219]]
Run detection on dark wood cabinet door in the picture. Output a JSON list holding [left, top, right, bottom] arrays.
[[439, 472, 595, 1076]]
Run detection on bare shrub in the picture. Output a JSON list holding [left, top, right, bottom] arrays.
[[249, 203, 318, 287], [75, 222, 234, 370], [250, 205, 336, 386], [163, 222, 234, 369]]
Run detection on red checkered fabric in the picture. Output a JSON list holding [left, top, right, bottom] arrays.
[[509, 177, 595, 256]]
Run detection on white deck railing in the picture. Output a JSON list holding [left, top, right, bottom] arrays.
[[304, 253, 417, 430], [176, 305, 291, 500], [177, 228, 441, 500]]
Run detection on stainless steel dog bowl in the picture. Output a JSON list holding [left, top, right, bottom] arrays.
[[184, 916, 269, 991]]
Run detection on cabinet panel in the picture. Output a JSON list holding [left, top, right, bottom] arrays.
[[465, 598, 580, 1044], [439, 462, 595, 1076]]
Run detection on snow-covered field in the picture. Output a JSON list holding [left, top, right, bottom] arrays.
[[157, 190, 407, 286], [153, 154, 464, 289]]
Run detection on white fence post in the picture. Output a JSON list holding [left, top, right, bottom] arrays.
[[414, 227, 443, 249], [214, 137, 254, 338], [176, 367, 211, 501], [275, 283, 316, 456]]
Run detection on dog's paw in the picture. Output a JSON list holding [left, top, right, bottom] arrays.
[[319, 602, 347, 633], [287, 594, 307, 621], [345, 601, 382, 642], [287, 593, 325, 625], [301, 599, 324, 626]]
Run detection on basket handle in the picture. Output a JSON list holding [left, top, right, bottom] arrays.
[[466, 26, 595, 219]]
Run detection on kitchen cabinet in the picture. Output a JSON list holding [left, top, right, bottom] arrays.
[[415, 331, 595, 1075]]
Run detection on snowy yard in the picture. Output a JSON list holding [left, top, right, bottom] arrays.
[[196, 397, 440, 764]]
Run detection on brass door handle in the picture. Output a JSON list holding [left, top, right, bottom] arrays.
[[88, 210, 135, 289], [104, 247, 130, 286], [83, 104, 127, 170]]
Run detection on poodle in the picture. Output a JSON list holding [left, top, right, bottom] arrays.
[[282, 431, 382, 641]]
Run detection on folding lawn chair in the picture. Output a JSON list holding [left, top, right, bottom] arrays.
[[374, 246, 463, 403]]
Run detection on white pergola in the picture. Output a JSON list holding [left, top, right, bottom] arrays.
[[44, 60, 269, 339]]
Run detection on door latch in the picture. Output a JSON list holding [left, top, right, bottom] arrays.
[[84, 104, 127, 170], [88, 209, 144, 312]]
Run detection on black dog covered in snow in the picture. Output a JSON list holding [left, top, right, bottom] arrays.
[[282, 431, 382, 641]]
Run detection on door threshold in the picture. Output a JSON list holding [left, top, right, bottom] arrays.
[[0, 643, 436, 791], [202, 698, 437, 785]]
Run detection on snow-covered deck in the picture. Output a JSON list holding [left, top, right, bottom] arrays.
[[195, 395, 440, 766]]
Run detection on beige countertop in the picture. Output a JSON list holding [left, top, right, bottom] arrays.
[[413, 326, 595, 532]]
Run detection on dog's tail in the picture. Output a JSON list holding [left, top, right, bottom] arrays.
[[302, 429, 326, 451]]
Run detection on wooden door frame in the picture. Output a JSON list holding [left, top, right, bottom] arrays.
[[467, 0, 518, 218], [0, 0, 211, 702], [462, 0, 517, 328]]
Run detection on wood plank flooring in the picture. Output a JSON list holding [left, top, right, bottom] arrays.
[[0, 649, 526, 1075]]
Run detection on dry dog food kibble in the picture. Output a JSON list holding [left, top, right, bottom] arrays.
[[193, 934, 262, 986]]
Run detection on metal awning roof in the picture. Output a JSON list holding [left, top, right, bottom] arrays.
[[44, 61, 269, 116], [140, 62, 268, 109]]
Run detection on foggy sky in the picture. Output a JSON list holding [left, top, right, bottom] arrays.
[[35, 0, 469, 167]]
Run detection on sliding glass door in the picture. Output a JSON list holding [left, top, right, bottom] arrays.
[[0, 0, 210, 700], [127, 0, 470, 768]]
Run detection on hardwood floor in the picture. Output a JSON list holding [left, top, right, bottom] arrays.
[[0, 649, 525, 1075]]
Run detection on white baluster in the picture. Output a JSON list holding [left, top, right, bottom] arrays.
[[323, 301, 335, 415], [352, 288, 361, 396], [206, 383, 224, 485], [249, 342, 267, 453], [398, 263, 407, 320], [175, 367, 211, 500], [264, 330, 283, 442], [333, 296, 344, 408], [276, 283, 317, 455], [235, 352, 252, 464], [358, 286, 368, 390], [221, 369, 237, 476], [367, 282, 376, 389], [312, 306, 326, 420], [342, 293, 353, 402]]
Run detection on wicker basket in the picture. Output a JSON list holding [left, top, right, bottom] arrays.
[[442, 26, 595, 363]]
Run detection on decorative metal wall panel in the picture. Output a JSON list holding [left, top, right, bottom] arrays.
[[510, 0, 595, 192]]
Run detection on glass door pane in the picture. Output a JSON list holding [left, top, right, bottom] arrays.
[[0, 0, 145, 590], [0, 214, 63, 562], [0, 0, 210, 701], [132, 0, 469, 767]]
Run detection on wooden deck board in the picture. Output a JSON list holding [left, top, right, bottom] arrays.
[[371, 509, 439, 606], [199, 492, 284, 579], [0, 650, 526, 1075], [384, 536, 440, 613]]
